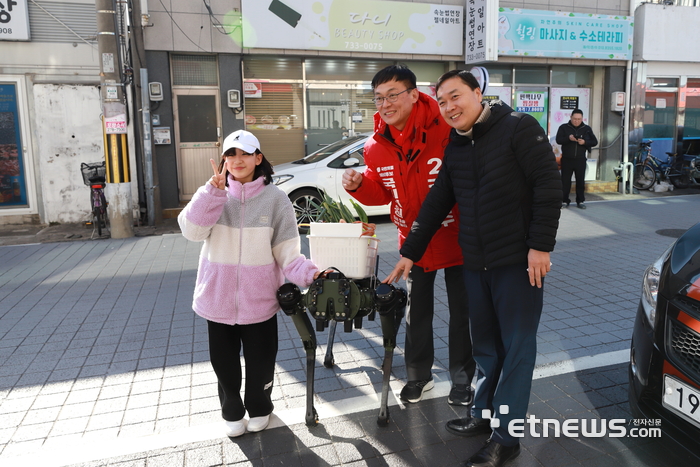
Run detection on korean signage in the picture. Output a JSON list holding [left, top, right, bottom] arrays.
[[516, 90, 548, 130], [498, 8, 633, 60], [103, 102, 127, 135], [0, 0, 30, 41], [244, 82, 262, 98], [241, 0, 463, 55], [465, 0, 498, 65]]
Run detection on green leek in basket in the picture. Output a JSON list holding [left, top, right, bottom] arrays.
[[308, 194, 374, 236]]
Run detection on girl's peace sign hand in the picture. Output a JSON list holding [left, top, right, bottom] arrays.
[[209, 158, 226, 190]]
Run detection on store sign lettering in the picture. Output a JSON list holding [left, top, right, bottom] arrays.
[[241, 0, 463, 56], [348, 12, 390, 26], [498, 8, 633, 60], [0, 0, 29, 40]]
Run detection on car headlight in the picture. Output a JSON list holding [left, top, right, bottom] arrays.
[[272, 174, 294, 185], [641, 243, 673, 329]]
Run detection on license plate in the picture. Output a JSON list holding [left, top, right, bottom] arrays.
[[663, 375, 700, 428]]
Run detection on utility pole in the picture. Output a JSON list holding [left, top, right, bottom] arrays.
[[95, 0, 134, 238]]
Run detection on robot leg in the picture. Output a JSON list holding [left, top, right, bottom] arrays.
[[374, 283, 407, 426]]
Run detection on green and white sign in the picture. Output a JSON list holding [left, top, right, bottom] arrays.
[[498, 8, 633, 60], [241, 0, 463, 55], [516, 90, 548, 131]]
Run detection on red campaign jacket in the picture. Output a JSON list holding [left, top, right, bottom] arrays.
[[346, 92, 462, 272]]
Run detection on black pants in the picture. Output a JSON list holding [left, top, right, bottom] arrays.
[[207, 315, 278, 421], [405, 264, 475, 385], [560, 156, 587, 204], [465, 263, 543, 447]]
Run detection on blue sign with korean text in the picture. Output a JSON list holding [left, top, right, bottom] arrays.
[[497, 8, 633, 60], [0, 84, 28, 207]]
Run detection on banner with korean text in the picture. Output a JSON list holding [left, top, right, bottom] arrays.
[[497, 8, 633, 60], [241, 0, 463, 55]]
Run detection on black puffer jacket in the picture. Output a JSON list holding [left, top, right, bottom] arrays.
[[555, 121, 598, 159], [400, 101, 562, 271]]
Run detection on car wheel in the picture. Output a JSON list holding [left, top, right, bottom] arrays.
[[289, 189, 323, 233]]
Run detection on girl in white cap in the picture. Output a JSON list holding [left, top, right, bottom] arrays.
[[178, 130, 320, 437]]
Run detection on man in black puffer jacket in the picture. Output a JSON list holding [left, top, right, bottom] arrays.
[[556, 109, 598, 209], [386, 70, 561, 467]]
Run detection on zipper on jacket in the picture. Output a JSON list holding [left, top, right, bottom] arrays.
[[235, 184, 246, 320], [471, 139, 487, 270]]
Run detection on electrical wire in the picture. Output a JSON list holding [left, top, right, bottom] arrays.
[[158, 0, 207, 51], [202, 0, 239, 35]]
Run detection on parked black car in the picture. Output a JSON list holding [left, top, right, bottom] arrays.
[[629, 221, 700, 460]]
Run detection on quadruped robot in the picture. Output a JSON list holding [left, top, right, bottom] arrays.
[[276, 268, 407, 427]]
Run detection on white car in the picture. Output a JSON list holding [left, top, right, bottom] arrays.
[[272, 134, 390, 231]]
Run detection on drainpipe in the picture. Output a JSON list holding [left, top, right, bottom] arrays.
[[619, 2, 637, 194]]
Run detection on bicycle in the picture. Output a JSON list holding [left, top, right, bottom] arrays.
[[80, 162, 109, 237], [631, 141, 687, 190]]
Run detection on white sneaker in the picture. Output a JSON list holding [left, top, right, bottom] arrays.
[[247, 414, 270, 432], [223, 419, 246, 438]]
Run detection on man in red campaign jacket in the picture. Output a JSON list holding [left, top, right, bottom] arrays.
[[342, 65, 475, 406]]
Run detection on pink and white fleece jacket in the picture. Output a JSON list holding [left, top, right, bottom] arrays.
[[178, 176, 318, 326]]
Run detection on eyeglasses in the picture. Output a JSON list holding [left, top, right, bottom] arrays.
[[371, 88, 415, 107]]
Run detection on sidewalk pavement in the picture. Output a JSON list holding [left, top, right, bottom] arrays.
[[1, 193, 699, 466]]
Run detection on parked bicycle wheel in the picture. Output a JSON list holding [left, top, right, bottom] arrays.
[[633, 163, 655, 190], [93, 206, 103, 237], [669, 173, 690, 189]]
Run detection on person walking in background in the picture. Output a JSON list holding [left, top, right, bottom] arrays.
[[178, 130, 320, 438], [556, 109, 598, 209], [342, 65, 476, 406], [386, 70, 561, 467]]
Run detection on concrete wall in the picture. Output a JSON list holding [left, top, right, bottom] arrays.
[[32, 84, 103, 223]]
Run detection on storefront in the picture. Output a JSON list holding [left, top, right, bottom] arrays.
[[242, 57, 449, 164], [144, 0, 634, 210], [630, 68, 700, 162], [630, 3, 700, 164]]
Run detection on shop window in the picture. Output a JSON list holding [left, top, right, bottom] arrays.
[[243, 57, 303, 80], [0, 84, 28, 208], [305, 59, 392, 81], [409, 62, 448, 83], [684, 78, 700, 142], [171, 55, 218, 86], [244, 83, 304, 165], [482, 65, 512, 84], [650, 77, 678, 88], [551, 66, 592, 86], [514, 66, 548, 84], [644, 92, 676, 136]]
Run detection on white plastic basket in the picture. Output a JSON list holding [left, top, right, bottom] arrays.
[[309, 222, 362, 237], [308, 235, 379, 279]]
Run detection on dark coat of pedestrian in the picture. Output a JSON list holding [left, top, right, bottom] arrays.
[[555, 109, 598, 208]]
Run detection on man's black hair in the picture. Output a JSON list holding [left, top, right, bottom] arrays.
[[219, 149, 274, 185], [571, 108, 584, 116], [371, 65, 417, 90], [435, 70, 480, 94]]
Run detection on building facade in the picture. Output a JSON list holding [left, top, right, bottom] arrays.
[[0, 0, 144, 225], [142, 0, 635, 212], [5, 1, 699, 225], [629, 1, 700, 163]]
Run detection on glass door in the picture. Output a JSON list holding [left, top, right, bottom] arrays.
[[306, 84, 375, 155], [643, 87, 678, 161], [173, 89, 221, 201]]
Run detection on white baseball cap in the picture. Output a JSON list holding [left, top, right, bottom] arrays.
[[222, 130, 260, 155]]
